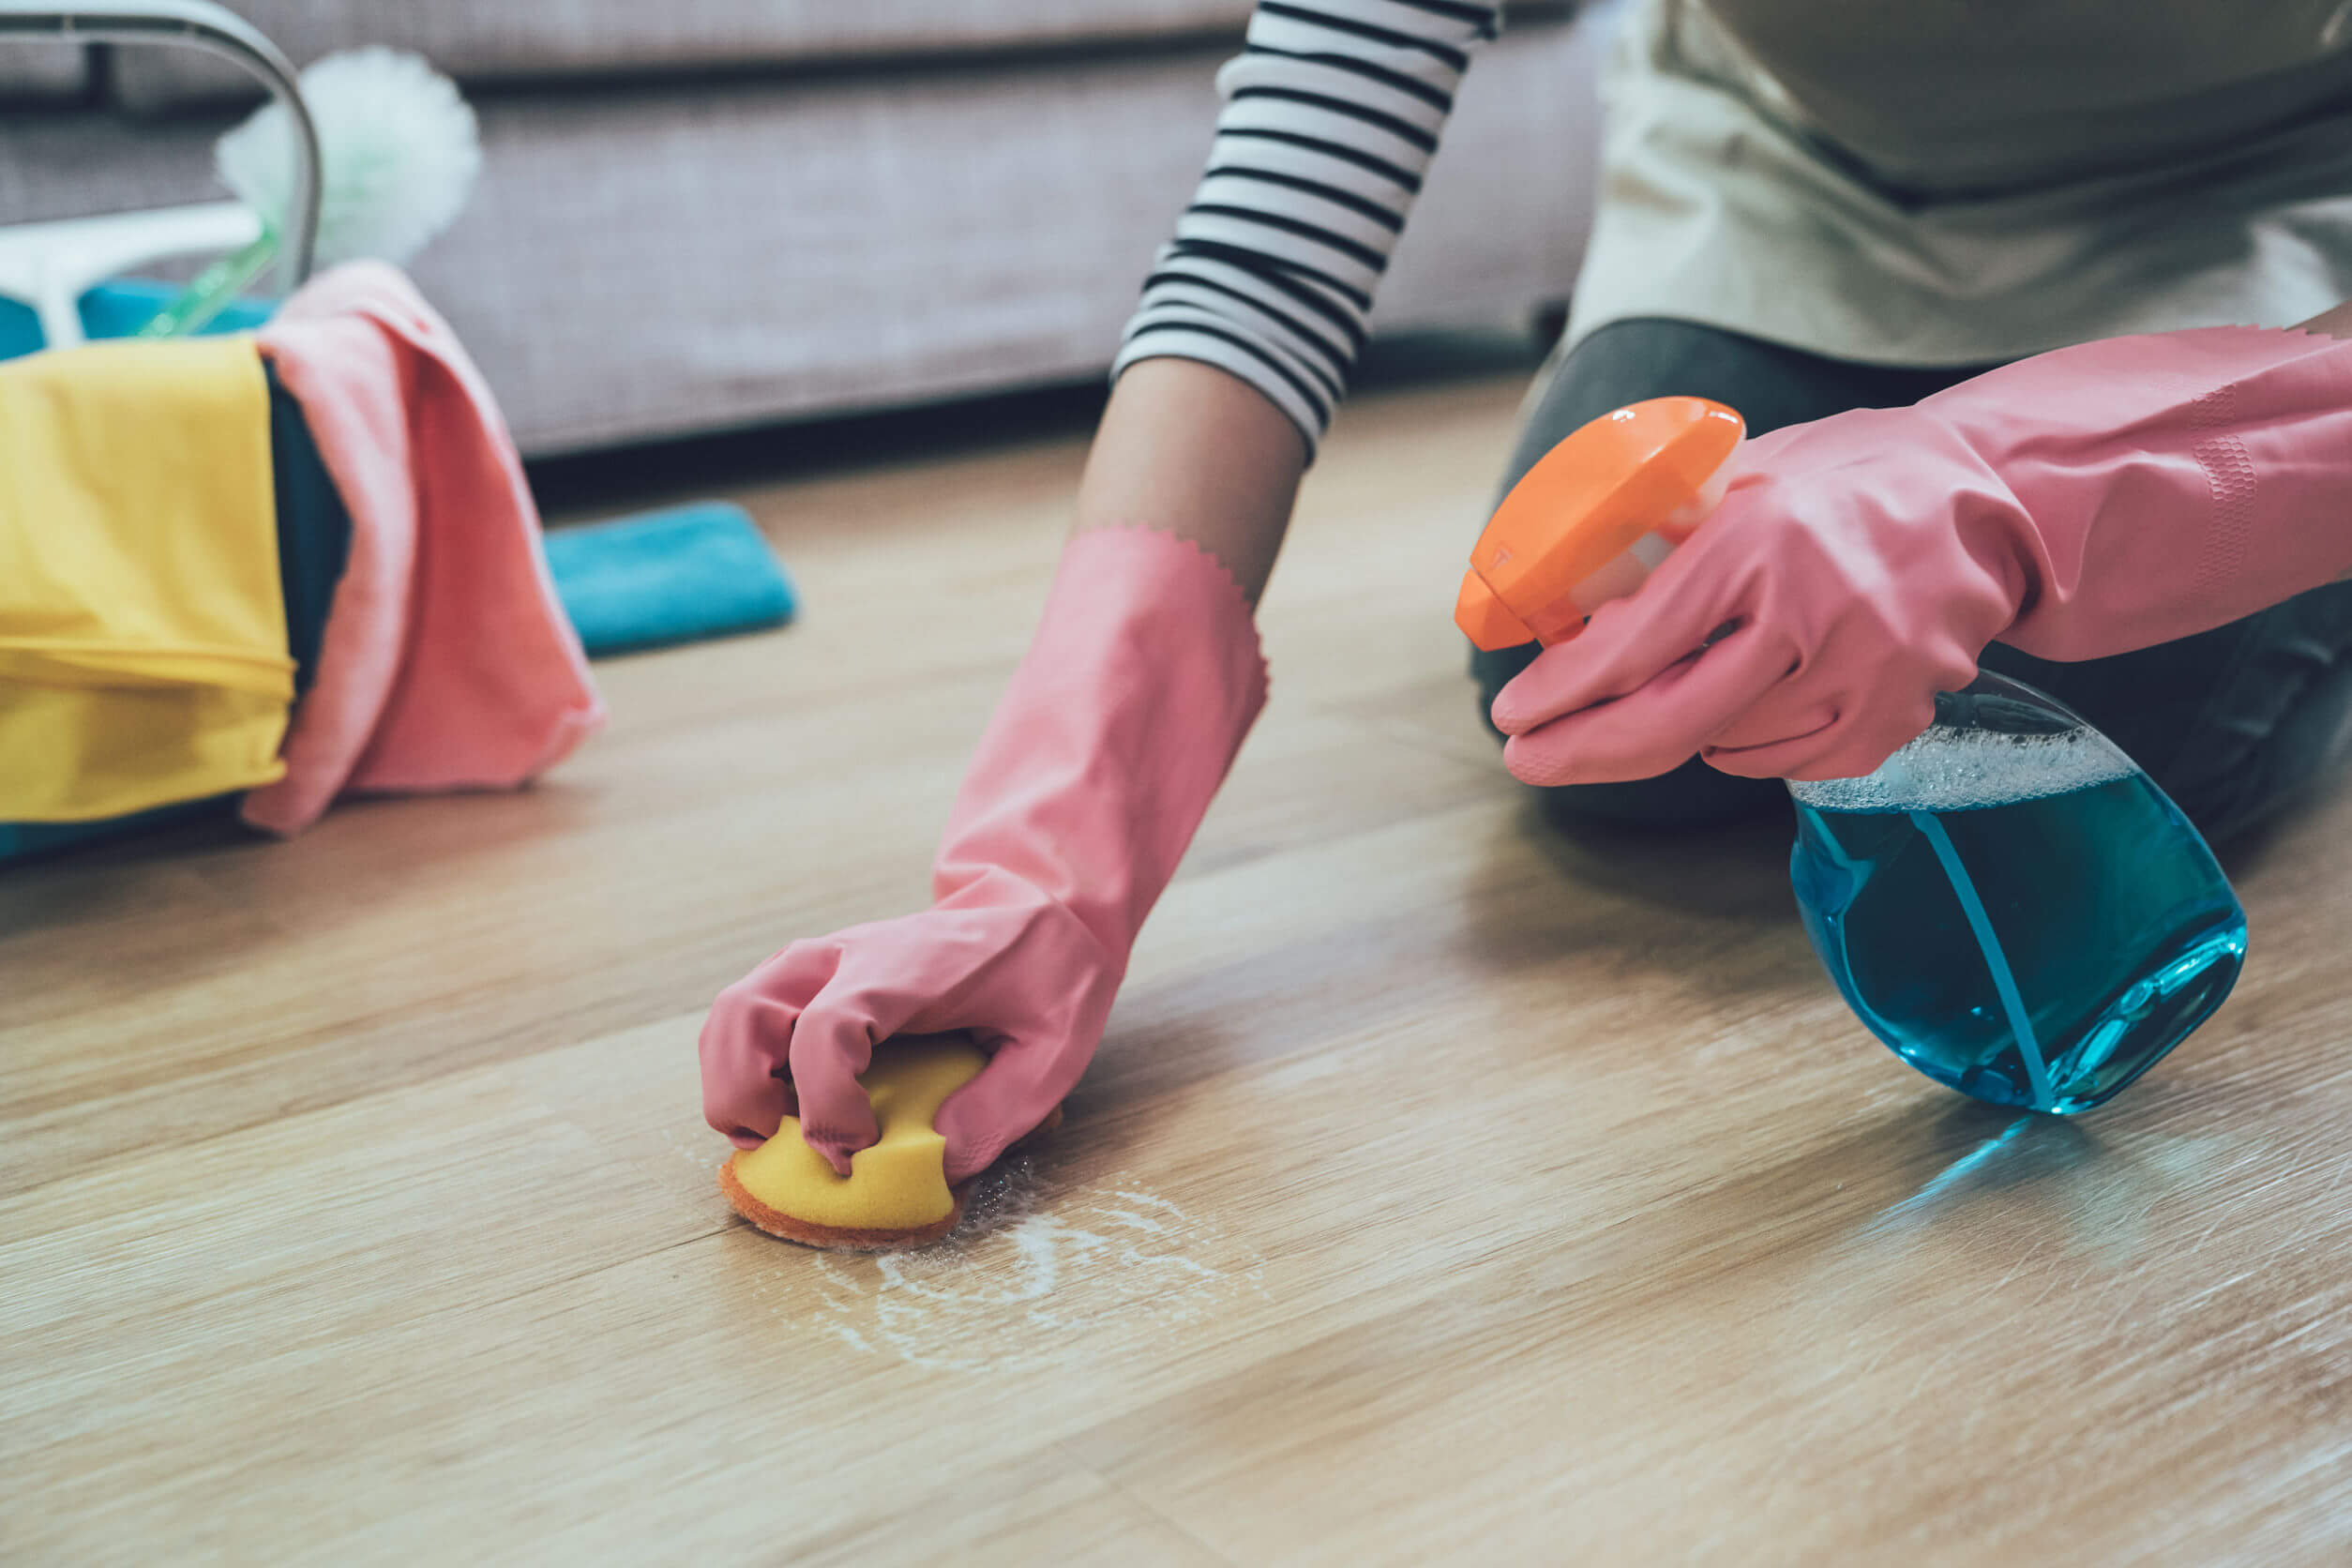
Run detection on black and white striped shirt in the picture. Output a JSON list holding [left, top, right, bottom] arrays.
[[1113, 0, 1503, 457]]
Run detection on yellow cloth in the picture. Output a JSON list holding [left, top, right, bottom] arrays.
[[0, 339, 290, 822]]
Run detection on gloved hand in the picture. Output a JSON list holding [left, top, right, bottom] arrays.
[[700, 525, 1267, 1184], [1492, 326, 2352, 785]]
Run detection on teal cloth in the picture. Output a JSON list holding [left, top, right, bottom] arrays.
[[268, 364, 352, 692], [542, 503, 795, 657]]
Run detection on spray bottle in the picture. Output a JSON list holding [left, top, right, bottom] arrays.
[[1458, 398, 2247, 1111]]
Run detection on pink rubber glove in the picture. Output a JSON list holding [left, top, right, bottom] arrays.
[[700, 526, 1267, 1184], [1493, 326, 2352, 785]]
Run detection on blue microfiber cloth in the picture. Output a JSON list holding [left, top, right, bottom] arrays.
[[543, 502, 795, 657]]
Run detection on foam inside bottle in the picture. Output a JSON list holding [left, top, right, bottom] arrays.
[[1787, 724, 2137, 814]]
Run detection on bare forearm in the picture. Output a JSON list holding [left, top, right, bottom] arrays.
[[1074, 358, 1308, 606]]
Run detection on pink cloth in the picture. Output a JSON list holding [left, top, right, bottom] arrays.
[[239, 263, 602, 836]]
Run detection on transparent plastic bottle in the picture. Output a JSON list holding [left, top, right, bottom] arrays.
[[1787, 672, 2244, 1110], [1459, 398, 2248, 1111]]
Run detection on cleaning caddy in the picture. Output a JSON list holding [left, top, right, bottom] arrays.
[[1, 2, 793, 861]]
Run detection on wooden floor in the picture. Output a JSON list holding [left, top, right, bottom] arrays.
[[7, 360, 2352, 1565]]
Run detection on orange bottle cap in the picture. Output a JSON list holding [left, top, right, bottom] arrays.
[[1456, 397, 1744, 650]]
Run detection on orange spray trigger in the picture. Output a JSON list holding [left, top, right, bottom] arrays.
[[1456, 397, 1745, 650], [1455, 571, 1535, 651]]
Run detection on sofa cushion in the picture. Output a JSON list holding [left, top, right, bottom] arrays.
[[0, 41, 90, 107], [109, 0, 1259, 114]]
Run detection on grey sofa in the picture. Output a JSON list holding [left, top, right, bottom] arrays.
[[0, 2, 1611, 457]]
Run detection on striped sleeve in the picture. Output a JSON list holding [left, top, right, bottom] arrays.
[[1113, 0, 1503, 457]]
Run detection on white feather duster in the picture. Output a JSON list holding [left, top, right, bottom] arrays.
[[140, 47, 480, 335], [217, 46, 482, 268]]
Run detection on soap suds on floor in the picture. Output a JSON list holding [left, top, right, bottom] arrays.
[[792, 1162, 1268, 1373]]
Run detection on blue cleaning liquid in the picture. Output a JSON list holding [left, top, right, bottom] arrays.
[[1788, 729, 2247, 1112]]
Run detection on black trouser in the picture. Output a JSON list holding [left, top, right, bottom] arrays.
[[1470, 318, 2352, 842]]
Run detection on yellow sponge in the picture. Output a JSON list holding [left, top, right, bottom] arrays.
[[718, 1034, 988, 1250]]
